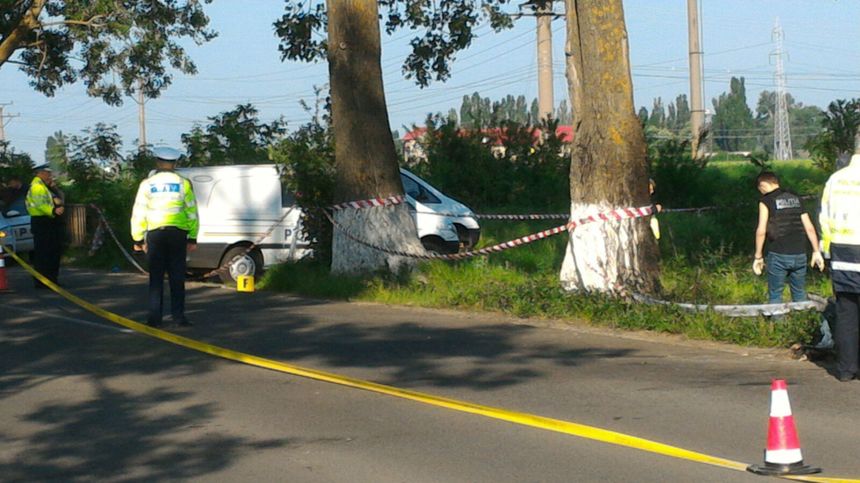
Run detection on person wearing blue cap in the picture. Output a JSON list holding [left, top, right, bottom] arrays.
[[130, 147, 199, 327], [25, 164, 65, 288]]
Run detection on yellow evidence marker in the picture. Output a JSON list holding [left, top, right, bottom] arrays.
[[237, 275, 255, 292]]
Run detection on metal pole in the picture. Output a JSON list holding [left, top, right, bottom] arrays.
[[687, 0, 705, 156]]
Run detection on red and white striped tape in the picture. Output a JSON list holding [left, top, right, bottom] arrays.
[[330, 195, 405, 211], [325, 205, 653, 261]]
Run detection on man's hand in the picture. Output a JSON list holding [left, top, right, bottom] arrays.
[[54, 206, 64, 216], [753, 257, 765, 276], [811, 252, 825, 271], [187, 242, 197, 252], [133, 243, 147, 254]]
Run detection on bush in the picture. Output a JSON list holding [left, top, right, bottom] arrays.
[[410, 116, 570, 211], [806, 98, 860, 173], [269, 120, 336, 264]]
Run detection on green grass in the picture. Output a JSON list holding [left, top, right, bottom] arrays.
[[259, 251, 821, 348], [257, 160, 832, 348]]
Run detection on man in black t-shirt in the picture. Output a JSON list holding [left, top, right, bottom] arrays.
[[753, 171, 824, 303]]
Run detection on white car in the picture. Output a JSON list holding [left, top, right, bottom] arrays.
[[0, 192, 34, 253], [167, 165, 481, 282], [400, 168, 480, 253]]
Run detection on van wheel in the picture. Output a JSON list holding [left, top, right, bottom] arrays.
[[420, 237, 456, 255], [219, 246, 263, 285]]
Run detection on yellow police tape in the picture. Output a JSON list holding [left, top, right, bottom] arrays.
[[5, 247, 858, 483]]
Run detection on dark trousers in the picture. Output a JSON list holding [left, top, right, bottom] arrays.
[[30, 216, 62, 287], [146, 228, 188, 325], [835, 291, 860, 377]]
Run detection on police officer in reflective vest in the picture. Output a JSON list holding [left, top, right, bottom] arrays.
[[820, 134, 860, 382], [753, 171, 824, 303], [26, 164, 65, 288], [131, 147, 199, 327]]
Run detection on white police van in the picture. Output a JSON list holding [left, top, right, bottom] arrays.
[[400, 168, 481, 254], [174, 165, 479, 283], [0, 192, 34, 253]]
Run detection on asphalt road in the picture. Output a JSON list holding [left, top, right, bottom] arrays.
[[2, 266, 859, 482]]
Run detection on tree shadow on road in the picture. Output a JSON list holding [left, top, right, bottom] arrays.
[[0, 380, 287, 482]]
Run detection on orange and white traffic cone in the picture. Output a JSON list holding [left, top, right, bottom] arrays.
[[0, 242, 8, 292], [747, 379, 820, 476]]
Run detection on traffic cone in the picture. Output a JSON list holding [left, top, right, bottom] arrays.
[[747, 379, 821, 476], [0, 242, 8, 292]]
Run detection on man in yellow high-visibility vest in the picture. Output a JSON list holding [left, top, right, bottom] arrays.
[[820, 132, 860, 382], [131, 147, 199, 328], [26, 164, 64, 288]]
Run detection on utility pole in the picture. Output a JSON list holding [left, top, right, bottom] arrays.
[[772, 18, 792, 161], [135, 78, 147, 151], [536, 1, 554, 121], [0, 102, 20, 143], [687, 0, 705, 156], [515, 1, 560, 123]]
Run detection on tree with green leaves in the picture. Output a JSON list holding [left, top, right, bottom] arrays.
[[276, 0, 512, 274], [530, 98, 540, 125], [711, 77, 755, 152], [648, 97, 665, 129], [0, 141, 35, 183], [807, 98, 860, 172], [556, 99, 572, 125], [66, 123, 124, 179], [559, 0, 659, 294], [0, 1, 216, 105], [756, 90, 822, 157], [181, 104, 286, 166], [44, 130, 68, 173]]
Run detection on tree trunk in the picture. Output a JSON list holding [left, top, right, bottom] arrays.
[[559, 0, 659, 295], [326, 0, 424, 275]]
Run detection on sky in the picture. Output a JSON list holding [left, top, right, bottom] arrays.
[[1, 0, 859, 164]]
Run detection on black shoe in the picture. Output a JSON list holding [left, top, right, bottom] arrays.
[[146, 320, 163, 328], [177, 319, 193, 327], [837, 373, 856, 382]]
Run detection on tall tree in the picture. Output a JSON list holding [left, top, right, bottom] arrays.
[[44, 130, 68, 173], [276, 0, 511, 273], [515, 94, 528, 124], [673, 94, 690, 130], [530, 98, 541, 125], [459, 95, 473, 127], [556, 99, 572, 124], [560, 0, 658, 294], [711, 77, 755, 152], [0, 1, 216, 105], [446, 108, 459, 125], [648, 97, 665, 128]]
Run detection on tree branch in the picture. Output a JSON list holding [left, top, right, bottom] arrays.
[[39, 15, 109, 29], [0, 0, 47, 68]]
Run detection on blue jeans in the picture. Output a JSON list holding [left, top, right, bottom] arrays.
[[766, 252, 807, 303]]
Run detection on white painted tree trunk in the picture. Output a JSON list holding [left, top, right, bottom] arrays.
[[560, 202, 654, 295], [331, 204, 424, 275]]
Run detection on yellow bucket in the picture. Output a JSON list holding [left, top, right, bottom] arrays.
[[237, 275, 255, 293]]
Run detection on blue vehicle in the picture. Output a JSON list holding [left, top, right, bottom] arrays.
[[0, 191, 34, 253]]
